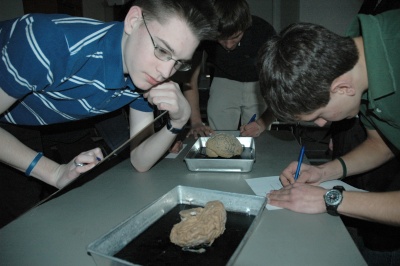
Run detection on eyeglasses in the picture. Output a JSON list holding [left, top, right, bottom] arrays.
[[142, 13, 191, 72]]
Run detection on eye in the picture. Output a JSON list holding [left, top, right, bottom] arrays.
[[156, 46, 171, 58]]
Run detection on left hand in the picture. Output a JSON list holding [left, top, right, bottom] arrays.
[[54, 147, 103, 189], [240, 121, 263, 137], [267, 182, 327, 214], [169, 140, 183, 153], [144, 81, 190, 128]]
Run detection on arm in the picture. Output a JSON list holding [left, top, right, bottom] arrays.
[[268, 183, 400, 226], [129, 81, 191, 172], [339, 190, 400, 226], [183, 64, 214, 139], [267, 129, 398, 225], [239, 108, 276, 137], [0, 89, 102, 188], [280, 129, 394, 186]]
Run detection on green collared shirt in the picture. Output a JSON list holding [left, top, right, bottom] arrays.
[[346, 9, 400, 152]]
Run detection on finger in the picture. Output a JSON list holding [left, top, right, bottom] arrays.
[[198, 130, 208, 137], [92, 147, 103, 161], [280, 175, 293, 186], [74, 152, 101, 166]]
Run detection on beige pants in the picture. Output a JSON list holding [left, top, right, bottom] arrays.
[[207, 77, 267, 130]]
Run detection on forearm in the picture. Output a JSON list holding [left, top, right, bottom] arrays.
[[184, 88, 202, 126], [318, 130, 394, 182], [0, 127, 60, 187], [183, 65, 203, 126], [130, 126, 178, 172], [339, 191, 400, 226], [258, 108, 275, 131]]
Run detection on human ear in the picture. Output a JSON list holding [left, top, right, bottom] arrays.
[[330, 71, 358, 96], [124, 6, 141, 35], [331, 83, 356, 96], [330, 75, 356, 96]]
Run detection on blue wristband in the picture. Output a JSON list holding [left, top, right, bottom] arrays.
[[25, 152, 43, 176]]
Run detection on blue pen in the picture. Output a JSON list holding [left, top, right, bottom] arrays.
[[294, 145, 305, 181], [247, 114, 257, 124]]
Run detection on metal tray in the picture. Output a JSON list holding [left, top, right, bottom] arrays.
[[87, 186, 266, 266], [184, 137, 256, 172]]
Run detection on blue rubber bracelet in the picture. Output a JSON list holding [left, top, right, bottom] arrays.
[[25, 152, 43, 176]]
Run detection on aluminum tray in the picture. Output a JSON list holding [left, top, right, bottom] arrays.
[[87, 186, 266, 266], [184, 137, 255, 172]]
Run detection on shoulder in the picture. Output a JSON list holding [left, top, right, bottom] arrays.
[[251, 16, 274, 29], [12, 13, 72, 28], [199, 40, 218, 52], [249, 16, 276, 36]]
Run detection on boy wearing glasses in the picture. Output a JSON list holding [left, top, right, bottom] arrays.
[[0, 0, 218, 227]]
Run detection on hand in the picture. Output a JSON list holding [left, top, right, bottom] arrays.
[[143, 81, 191, 128], [280, 161, 323, 186], [240, 121, 264, 137], [54, 147, 103, 189], [169, 140, 183, 154], [186, 123, 214, 139], [267, 182, 327, 214]]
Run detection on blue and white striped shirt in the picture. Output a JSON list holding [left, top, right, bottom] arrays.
[[0, 13, 152, 126]]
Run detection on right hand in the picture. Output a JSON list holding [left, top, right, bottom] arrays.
[[54, 147, 103, 189], [186, 123, 215, 139], [144, 81, 191, 128], [280, 161, 323, 186]]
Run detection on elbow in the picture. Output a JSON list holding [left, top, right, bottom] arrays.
[[130, 158, 151, 173]]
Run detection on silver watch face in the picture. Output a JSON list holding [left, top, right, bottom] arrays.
[[325, 189, 342, 206]]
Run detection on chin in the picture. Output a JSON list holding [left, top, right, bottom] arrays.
[[130, 76, 150, 91]]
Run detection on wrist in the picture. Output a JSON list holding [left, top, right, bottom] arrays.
[[190, 117, 204, 127], [336, 157, 347, 180], [255, 119, 266, 132], [25, 152, 44, 176], [192, 121, 206, 127], [166, 118, 186, 134]]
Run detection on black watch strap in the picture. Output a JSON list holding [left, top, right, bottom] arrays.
[[166, 118, 184, 134], [326, 186, 345, 216]]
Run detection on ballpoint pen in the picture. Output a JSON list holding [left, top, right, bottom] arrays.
[[294, 145, 305, 181], [247, 114, 257, 124]]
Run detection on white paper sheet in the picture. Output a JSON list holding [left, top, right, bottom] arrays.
[[246, 176, 366, 210], [165, 144, 187, 159]]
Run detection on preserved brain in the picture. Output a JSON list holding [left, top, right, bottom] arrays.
[[170, 200, 227, 248], [205, 133, 243, 158]]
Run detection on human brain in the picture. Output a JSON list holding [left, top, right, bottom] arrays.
[[170, 200, 227, 248], [205, 133, 243, 158]]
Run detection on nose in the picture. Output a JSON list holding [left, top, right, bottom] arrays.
[[156, 60, 176, 79], [314, 118, 328, 127], [221, 40, 237, 51]]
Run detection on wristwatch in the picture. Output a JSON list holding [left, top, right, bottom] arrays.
[[166, 118, 185, 134], [324, 186, 345, 216]]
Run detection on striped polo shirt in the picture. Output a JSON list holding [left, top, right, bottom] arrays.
[[0, 13, 153, 126]]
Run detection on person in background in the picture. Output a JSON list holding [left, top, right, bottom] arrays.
[[183, 0, 276, 139], [259, 9, 400, 265], [0, 0, 218, 228]]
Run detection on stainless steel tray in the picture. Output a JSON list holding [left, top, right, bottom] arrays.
[[184, 137, 256, 172], [87, 186, 266, 266]]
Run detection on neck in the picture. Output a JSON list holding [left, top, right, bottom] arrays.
[[353, 37, 368, 93]]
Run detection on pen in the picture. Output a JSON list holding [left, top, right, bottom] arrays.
[[294, 145, 305, 181], [247, 114, 257, 124]]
